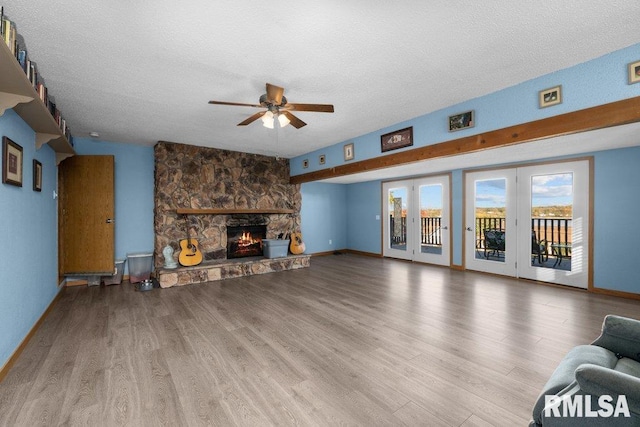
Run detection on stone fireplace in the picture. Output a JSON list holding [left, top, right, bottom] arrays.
[[154, 141, 303, 275]]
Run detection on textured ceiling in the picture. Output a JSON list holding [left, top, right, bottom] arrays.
[[3, 1, 640, 159]]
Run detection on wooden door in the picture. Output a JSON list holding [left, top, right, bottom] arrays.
[[59, 155, 115, 276]]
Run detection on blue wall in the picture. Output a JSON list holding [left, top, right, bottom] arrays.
[[0, 110, 60, 370], [346, 181, 382, 253], [593, 146, 640, 293], [296, 42, 640, 294], [73, 138, 155, 272], [290, 43, 640, 177], [300, 182, 347, 253]]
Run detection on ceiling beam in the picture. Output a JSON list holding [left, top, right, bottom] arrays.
[[290, 96, 640, 184]]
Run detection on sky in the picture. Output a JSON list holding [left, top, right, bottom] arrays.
[[388, 173, 572, 212], [388, 184, 443, 210], [475, 173, 573, 208]]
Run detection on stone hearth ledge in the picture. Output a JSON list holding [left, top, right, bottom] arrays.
[[157, 254, 311, 288]]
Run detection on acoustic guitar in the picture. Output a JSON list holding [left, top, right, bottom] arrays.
[[289, 232, 306, 255], [178, 217, 203, 266]]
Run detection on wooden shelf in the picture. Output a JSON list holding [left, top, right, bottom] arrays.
[[176, 208, 296, 215], [0, 39, 75, 164]]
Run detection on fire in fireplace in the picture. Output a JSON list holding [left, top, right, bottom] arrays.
[[226, 225, 266, 259]]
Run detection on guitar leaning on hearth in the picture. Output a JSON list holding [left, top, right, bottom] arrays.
[[178, 216, 203, 266], [289, 231, 306, 255]]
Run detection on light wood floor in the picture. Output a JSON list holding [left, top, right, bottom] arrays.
[[1, 254, 639, 426]]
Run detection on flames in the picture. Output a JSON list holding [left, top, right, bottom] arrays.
[[238, 232, 261, 247]]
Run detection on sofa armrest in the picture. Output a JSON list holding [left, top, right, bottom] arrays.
[[591, 315, 640, 362], [574, 364, 640, 414], [538, 367, 640, 426]]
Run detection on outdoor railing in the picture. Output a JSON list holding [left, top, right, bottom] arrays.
[[390, 216, 442, 245], [474, 217, 572, 248], [390, 216, 572, 248]]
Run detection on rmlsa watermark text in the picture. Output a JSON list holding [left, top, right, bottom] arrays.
[[545, 394, 630, 418]]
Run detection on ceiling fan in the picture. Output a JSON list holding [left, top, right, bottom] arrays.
[[208, 83, 334, 129]]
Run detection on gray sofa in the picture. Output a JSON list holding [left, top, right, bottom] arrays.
[[530, 315, 640, 426]]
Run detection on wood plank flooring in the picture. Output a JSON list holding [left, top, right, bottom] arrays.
[[1, 254, 639, 426]]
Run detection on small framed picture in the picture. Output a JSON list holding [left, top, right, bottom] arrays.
[[2, 136, 23, 187], [381, 127, 413, 152], [628, 60, 640, 85], [448, 110, 475, 132], [319, 154, 326, 165], [343, 143, 354, 161], [539, 85, 562, 108], [33, 159, 42, 192], [302, 159, 309, 169]]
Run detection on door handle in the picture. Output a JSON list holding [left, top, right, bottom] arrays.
[[106, 218, 115, 224], [442, 226, 448, 230], [466, 227, 473, 231]]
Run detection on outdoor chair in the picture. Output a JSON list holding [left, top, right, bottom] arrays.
[[532, 230, 548, 264], [483, 229, 505, 259]]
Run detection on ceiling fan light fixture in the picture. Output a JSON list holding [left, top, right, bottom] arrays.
[[277, 113, 290, 128], [209, 83, 333, 129], [262, 110, 275, 128]]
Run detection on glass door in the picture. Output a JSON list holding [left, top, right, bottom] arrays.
[[383, 180, 413, 260], [464, 169, 517, 276], [413, 176, 450, 266], [517, 160, 590, 288], [383, 176, 451, 265]]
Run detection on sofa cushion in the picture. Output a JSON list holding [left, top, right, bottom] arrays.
[[532, 345, 619, 425], [615, 357, 640, 378]]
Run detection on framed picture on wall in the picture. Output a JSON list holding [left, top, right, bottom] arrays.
[[343, 143, 354, 161], [628, 60, 640, 85], [33, 159, 42, 192], [539, 85, 562, 108], [2, 136, 23, 187], [381, 127, 413, 152], [448, 110, 475, 132]]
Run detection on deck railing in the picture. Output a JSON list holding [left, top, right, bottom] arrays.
[[475, 217, 572, 247], [390, 216, 572, 247], [390, 216, 442, 245]]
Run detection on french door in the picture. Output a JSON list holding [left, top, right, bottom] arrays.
[[464, 169, 517, 276], [464, 160, 590, 288], [383, 175, 450, 266], [516, 161, 590, 288]]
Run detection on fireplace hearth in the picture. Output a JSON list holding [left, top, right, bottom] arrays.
[[227, 225, 267, 259]]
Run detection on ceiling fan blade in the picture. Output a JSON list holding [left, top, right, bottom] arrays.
[[237, 111, 266, 126], [282, 111, 307, 129], [285, 103, 334, 113], [266, 83, 285, 105], [209, 100, 263, 108]]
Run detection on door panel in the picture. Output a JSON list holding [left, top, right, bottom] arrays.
[[413, 175, 450, 266], [465, 169, 517, 276], [383, 176, 451, 265], [383, 180, 412, 260], [59, 155, 115, 275], [517, 160, 589, 288]]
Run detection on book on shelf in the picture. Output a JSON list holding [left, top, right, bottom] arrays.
[[2, 7, 73, 144], [17, 49, 27, 70], [2, 18, 16, 56]]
